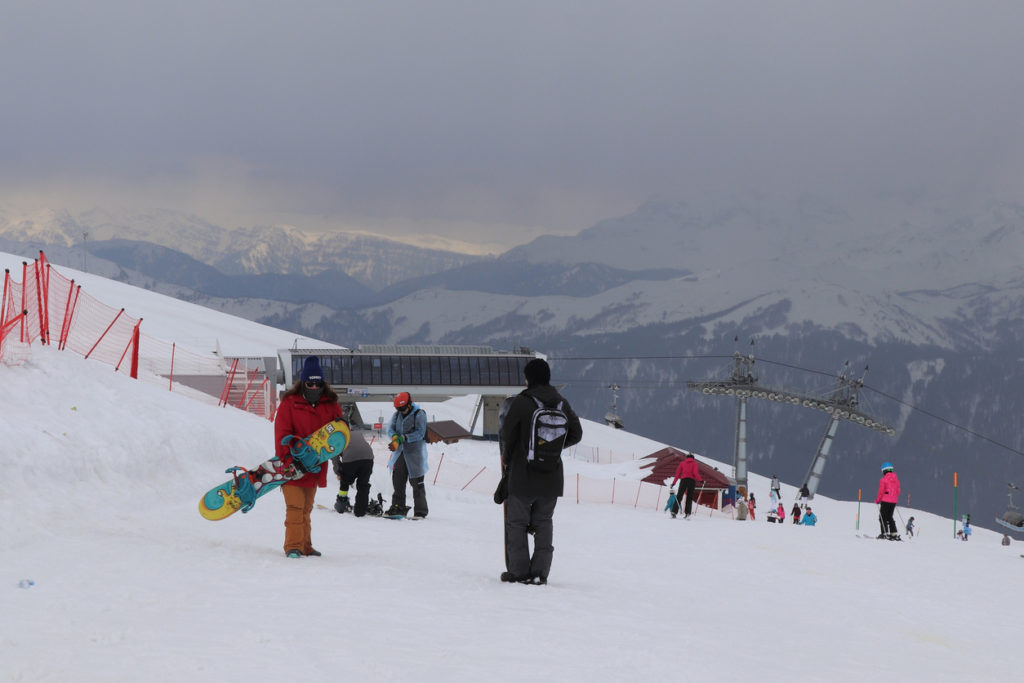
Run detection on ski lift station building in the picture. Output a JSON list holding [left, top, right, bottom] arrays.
[[278, 345, 540, 438]]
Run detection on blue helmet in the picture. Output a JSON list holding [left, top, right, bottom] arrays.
[[881, 462, 894, 473]]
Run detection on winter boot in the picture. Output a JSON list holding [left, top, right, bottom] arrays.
[[334, 491, 352, 514]]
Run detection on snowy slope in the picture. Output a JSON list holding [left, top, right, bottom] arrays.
[[0, 251, 338, 356], [1, 271, 1022, 682]]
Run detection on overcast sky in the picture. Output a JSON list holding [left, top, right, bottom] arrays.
[[2, 1, 1023, 252]]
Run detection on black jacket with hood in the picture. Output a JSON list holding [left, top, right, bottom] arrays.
[[499, 384, 583, 498]]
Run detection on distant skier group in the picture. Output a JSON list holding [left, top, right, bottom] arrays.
[[754, 476, 816, 526]]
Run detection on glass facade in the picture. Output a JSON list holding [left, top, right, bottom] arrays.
[[293, 354, 532, 387]]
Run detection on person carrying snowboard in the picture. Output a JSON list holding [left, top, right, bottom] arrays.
[[670, 454, 704, 519], [499, 358, 583, 585], [875, 462, 901, 540], [385, 391, 429, 519], [276, 356, 344, 558], [331, 413, 375, 516]]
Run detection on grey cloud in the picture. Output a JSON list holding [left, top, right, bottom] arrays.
[[2, 1, 1023, 245]]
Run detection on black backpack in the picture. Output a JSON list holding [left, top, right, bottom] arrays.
[[527, 396, 569, 472]]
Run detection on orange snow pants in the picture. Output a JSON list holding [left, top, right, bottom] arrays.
[[282, 485, 317, 554]]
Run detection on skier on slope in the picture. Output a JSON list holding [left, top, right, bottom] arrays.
[[669, 454, 704, 519], [875, 462, 902, 540]]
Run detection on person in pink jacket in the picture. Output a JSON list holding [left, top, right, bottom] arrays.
[[670, 454, 704, 518], [875, 462, 902, 540]]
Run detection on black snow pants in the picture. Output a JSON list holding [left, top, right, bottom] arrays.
[[339, 459, 373, 516], [671, 478, 697, 516], [391, 454, 428, 518], [504, 494, 557, 581], [879, 502, 898, 536]]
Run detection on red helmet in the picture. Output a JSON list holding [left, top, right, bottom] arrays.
[[393, 392, 411, 409]]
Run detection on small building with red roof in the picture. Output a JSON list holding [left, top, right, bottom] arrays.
[[639, 447, 732, 509]]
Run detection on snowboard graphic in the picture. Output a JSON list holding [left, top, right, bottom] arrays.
[[199, 419, 350, 521]]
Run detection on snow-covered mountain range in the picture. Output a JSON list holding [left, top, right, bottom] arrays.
[[3, 194, 1024, 529], [0, 206, 482, 290]]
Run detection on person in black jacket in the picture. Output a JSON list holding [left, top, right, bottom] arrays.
[[498, 358, 583, 585]]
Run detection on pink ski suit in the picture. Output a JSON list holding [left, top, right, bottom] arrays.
[[875, 471, 900, 504]]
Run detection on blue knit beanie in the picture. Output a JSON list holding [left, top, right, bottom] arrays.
[[301, 356, 323, 382]]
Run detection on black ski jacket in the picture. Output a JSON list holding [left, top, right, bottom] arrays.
[[499, 384, 583, 498]]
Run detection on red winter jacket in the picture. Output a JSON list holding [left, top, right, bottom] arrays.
[[875, 471, 901, 504], [671, 457, 704, 487], [274, 394, 343, 488]]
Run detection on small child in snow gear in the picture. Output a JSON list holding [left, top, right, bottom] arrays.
[[735, 496, 749, 520], [748, 493, 756, 521], [905, 516, 915, 538], [960, 519, 972, 541], [776, 503, 785, 523], [791, 502, 801, 524], [799, 507, 817, 526]]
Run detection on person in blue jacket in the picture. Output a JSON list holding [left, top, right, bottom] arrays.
[[799, 506, 818, 526], [385, 392, 429, 518]]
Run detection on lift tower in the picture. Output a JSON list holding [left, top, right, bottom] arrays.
[[687, 353, 895, 500]]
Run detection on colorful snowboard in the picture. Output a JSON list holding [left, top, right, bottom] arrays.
[[199, 419, 350, 521]]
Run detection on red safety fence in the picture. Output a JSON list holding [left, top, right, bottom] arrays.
[[1, 252, 275, 420], [364, 444, 729, 515]]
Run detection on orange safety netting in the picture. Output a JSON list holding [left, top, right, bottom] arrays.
[[1, 252, 275, 419]]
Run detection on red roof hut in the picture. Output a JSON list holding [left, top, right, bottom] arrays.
[[639, 447, 732, 509]]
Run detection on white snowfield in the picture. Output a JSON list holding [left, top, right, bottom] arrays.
[[1, 259, 1021, 682]]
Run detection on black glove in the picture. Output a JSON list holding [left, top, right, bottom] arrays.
[[493, 473, 508, 505]]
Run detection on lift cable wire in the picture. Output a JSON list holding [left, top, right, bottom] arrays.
[[547, 352, 1024, 459]]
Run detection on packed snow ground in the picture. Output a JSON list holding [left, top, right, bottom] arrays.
[[1, 256, 1022, 682]]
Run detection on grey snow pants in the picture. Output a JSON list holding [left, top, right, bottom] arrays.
[[504, 494, 557, 581]]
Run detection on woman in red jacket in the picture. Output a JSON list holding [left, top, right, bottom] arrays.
[[875, 461, 902, 541], [276, 356, 344, 558], [669, 454, 704, 518]]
